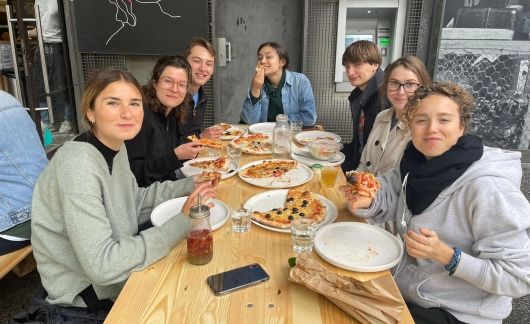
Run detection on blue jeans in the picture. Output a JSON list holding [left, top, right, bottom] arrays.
[[33, 42, 72, 124], [0, 92, 48, 233]]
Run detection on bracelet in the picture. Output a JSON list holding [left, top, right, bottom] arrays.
[[445, 247, 462, 276]]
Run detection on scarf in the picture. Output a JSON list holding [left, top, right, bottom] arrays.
[[399, 134, 483, 215], [265, 70, 286, 122]]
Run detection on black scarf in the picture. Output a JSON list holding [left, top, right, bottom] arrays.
[[399, 134, 483, 215], [265, 70, 286, 122]]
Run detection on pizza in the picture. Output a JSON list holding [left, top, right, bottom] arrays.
[[251, 189, 326, 229], [187, 134, 222, 149], [189, 157, 230, 171], [196, 171, 221, 184], [218, 123, 245, 139], [345, 171, 381, 198], [232, 133, 271, 154], [240, 160, 297, 178]]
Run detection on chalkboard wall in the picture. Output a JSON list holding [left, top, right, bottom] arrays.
[[73, 0, 209, 55]]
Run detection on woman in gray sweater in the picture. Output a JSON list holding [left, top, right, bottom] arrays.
[[344, 82, 530, 324], [30, 69, 216, 318]]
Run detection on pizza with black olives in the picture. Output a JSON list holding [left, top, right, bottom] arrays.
[[251, 189, 326, 229]]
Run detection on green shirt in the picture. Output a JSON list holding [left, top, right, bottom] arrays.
[[31, 142, 194, 307]]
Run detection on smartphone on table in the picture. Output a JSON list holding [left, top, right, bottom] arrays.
[[207, 263, 270, 296]]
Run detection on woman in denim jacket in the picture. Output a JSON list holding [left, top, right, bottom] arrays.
[[241, 42, 317, 126], [0, 91, 48, 255]]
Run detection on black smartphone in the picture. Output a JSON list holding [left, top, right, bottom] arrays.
[[207, 263, 270, 296]]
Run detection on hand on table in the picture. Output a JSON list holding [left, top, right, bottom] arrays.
[[404, 227, 454, 265], [250, 63, 265, 98], [339, 185, 373, 212], [201, 126, 222, 139], [174, 142, 203, 160], [182, 182, 216, 215]]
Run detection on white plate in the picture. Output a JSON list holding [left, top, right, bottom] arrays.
[[290, 149, 345, 167], [295, 131, 342, 145], [248, 122, 276, 135], [181, 157, 239, 180], [151, 197, 229, 230], [219, 125, 247, 140], [231, 134, 272, 155], [314, 222, 403, 272], [244, 189, 338, 233], [238, 159, 313, 188]]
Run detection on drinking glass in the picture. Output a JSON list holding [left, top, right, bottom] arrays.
[[291, 218, 318, 253], [231, 207, 252, 233], [290, 121, 303, 140], [226, 143, 243, 165], [321, 166, 338, 188], [208, 147, 221, 157]]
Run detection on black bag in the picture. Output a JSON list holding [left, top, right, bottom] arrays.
[[9, 288, 109, 324]]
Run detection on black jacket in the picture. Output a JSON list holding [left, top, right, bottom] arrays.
[[341, 68, 385, 172], [177, 87, 207, 145], [125, 107, 183, 187]]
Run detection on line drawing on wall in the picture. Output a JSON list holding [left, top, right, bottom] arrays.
[[106, 0, 181, 45]]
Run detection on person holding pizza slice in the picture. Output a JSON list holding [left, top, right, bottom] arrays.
[[342, 82, 530, 324], [241, 42, 317, 126], [125, 56, 204, 187]]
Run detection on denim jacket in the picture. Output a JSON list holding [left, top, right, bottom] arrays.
[[0, 91, 48, 232], [241, 70, 317, 126]]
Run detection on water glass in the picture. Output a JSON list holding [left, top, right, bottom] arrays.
[[291, 218, 318, 253], [231, 207, 252, 233], [226, 143, 243, 165], [208, 147, 221, 157], [290, 121, 303, 140], [321, 166, 338, 188]]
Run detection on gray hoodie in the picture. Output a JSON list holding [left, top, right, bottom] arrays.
[[355, 147, 530, 324]]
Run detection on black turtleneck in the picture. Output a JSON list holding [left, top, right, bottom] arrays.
[[74, 132, 119, 174]]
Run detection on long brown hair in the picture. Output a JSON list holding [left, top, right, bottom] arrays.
[[143, 55, 192, 122], [82, 68, 143, 130]]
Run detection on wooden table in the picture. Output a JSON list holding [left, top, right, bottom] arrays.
[[105, 143, 413, 324]]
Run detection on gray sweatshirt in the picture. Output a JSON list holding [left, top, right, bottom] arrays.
[[31, 142, 194, 307], [355, 147, 530, 324]]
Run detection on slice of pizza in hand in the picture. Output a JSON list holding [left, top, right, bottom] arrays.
[[187, 134, 222, 149], [251, 189, 326, 229], [345, 171, 381, 198], [189, 156, 230, 171]]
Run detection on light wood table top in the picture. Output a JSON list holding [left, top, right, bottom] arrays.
[[105, 143, 413, 324]]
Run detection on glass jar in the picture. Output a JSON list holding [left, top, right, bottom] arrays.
[[187, 204, 213, 265], [273, 114, 291, 159]]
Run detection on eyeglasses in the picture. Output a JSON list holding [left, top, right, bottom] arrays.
[[387, 81, 420, 93], [158, 76, 188, 92]]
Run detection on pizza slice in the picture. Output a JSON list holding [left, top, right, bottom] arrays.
[[189, 157, 230, 171], [187, 134, 222, 149], [345, 171, 381, 198], [251, 189, 326, 229], [218, 123, 244, 138], [240, 160, 297, 178], [196, 171, 221, 185]]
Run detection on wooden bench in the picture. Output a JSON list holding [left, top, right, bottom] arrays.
[[0, 245, 35, 280]]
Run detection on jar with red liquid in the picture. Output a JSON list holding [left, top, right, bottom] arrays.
[[187, 204, 213, 265]]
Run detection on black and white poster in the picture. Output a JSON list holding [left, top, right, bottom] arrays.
[[435, 0, 530, 150], [73, 0, 209, 55]]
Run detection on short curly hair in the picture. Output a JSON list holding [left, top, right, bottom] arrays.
[[403, 82, 475, 132]]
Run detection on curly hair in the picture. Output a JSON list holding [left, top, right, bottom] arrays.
[[403, 82, 475, 132]]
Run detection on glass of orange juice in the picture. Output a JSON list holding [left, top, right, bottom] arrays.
[[321, 166, 338, 188]]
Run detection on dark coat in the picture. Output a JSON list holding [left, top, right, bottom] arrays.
[[341, 68, 386, 172]]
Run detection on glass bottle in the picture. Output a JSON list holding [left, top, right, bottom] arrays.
[[272, 114, 291, 159], [187, 203, 213, 265]]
